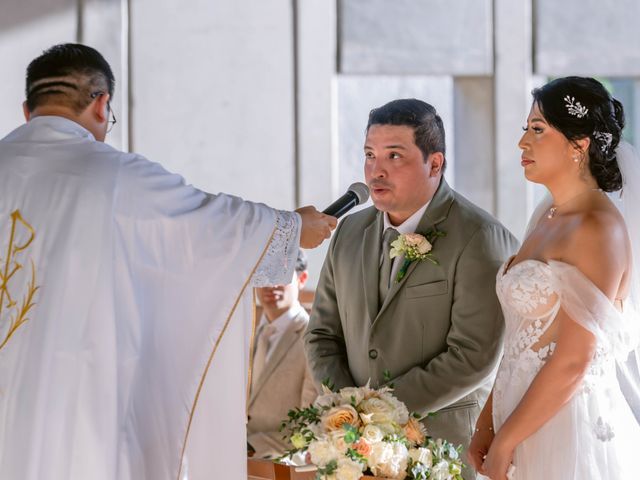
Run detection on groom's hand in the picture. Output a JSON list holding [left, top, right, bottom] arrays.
[[296, 206, 337, 249]]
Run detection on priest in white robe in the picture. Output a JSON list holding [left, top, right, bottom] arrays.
[[0, 43, 336, 480]]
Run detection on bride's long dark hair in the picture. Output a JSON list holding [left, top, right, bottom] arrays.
[[532, 76, 625, 192]]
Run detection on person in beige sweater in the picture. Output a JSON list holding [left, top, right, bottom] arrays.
[[248, 251, 318, 459]]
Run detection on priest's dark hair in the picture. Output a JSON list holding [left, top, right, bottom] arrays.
[[25, 43, 115, 114], [366, 98, 447, 171]]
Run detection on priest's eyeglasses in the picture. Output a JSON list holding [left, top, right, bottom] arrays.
[[90, 91, 117, 133]]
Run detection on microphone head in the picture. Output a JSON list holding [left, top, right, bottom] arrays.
[[347, 182, 370, 204]]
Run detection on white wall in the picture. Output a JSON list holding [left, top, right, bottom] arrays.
[[130, 0, 296, 210], [3, 0, 640, 275], [0, 0, 77, 138]]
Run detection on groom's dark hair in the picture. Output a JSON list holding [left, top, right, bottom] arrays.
[[366, 98, 446, 171]]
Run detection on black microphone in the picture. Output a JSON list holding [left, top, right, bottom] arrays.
[[322, 182, 370, 218]]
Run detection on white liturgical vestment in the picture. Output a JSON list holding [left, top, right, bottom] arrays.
[[0, 116, 299, 480]]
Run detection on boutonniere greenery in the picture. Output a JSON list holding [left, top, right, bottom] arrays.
[[390, 229, 446, 282]]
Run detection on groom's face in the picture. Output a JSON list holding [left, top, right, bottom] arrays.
[[364, 124, 441, 225]]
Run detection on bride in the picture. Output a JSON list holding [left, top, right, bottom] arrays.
[[468, 76, 640, 479]]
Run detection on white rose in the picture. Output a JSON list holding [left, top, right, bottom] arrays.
[[408, 447, 432, 468], [328, 430, 349, 454], [335, 458, 365, 480], [389, 236, 406, 259], [377, 392, 410, 425], [370, 442, 408, 479], [361, 424, 384, 444], [307, 439, 340, 467], [368, 441, 393, 473], [339, 387, 365, 406], [377, 421, 400, 436], [431, 460, 452, 480], [360, 397, 395, 424]]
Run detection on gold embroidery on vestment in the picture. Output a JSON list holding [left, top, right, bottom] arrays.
[[0, 210, 39, 350], [176, 224, 277, 480]]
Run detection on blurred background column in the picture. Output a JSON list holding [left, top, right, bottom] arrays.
[[494, 0, 533, 237], [0, 0, 77, 137], [81, 0, 129, 152]]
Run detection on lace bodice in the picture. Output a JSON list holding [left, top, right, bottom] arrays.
[[494, 258, 621, 431], [497, 259, 561, 366]]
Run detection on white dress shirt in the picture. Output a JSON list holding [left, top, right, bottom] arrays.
[[382, 201, 431, 282]]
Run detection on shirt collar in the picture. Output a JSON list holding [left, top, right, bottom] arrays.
[[259, 301, 304, 335], [382, 200, 430, 236], [25, 115, 96, 141]]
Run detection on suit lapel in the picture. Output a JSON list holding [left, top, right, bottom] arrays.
[[249, 312, 307, 405], [375, 179, 455, 321], [362, 212, 384, 324]]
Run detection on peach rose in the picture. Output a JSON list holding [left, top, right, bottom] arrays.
[[354, 439, 372, 457], [403, 233, 432, 255], [416, 238, 432, 254], [322, 405, 361, 432], [404, 233, 425, 246], [403, 417, 427, 446]]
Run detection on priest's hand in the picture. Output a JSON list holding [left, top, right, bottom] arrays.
[[296, 206, 337, 248]]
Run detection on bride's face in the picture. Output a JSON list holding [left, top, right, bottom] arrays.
[[518, 102, 577, 185]]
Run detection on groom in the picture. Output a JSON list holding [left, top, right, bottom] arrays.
[[305, 99, 518, 477]]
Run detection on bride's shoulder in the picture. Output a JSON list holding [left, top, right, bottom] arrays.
[[559, 208, 628, 297], [568, 207, 627, 249]]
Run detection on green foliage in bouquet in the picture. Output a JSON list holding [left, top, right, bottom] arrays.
[[279, 404, 322, 454], [278, 383, 465, 480]]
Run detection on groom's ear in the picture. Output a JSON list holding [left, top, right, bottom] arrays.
[[427, 152, 445, 177]]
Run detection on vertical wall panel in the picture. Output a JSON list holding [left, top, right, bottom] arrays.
[[340, 0, 493, 75], [82, 0, 129, 151], [296, 0, 338, 287], [130, 0, 296, 209], [494, 0, 532, 238], [0, 0, 77, 138], [454, 77, 495, 214], [535, 0, 640, 76]]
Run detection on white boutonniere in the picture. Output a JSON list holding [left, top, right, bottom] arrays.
[[390, 229, 446, 282]]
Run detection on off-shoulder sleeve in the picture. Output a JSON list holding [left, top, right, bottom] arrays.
[[549, 260, 639, 360]]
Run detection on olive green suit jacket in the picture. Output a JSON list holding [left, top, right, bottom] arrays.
[[305, 179, 519, 455]]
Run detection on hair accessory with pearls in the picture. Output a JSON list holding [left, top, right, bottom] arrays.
[[593, 131, 613, 153], [564, 95, 589, 118]]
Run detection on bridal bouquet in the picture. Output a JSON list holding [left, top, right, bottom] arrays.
[[279, 384, 464, 480]]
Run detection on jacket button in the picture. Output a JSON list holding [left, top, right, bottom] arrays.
[[369, 349, 378, 359]]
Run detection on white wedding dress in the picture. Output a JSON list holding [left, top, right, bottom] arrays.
[[491, 141, 640, 479], [493, 257, 639, 479]]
